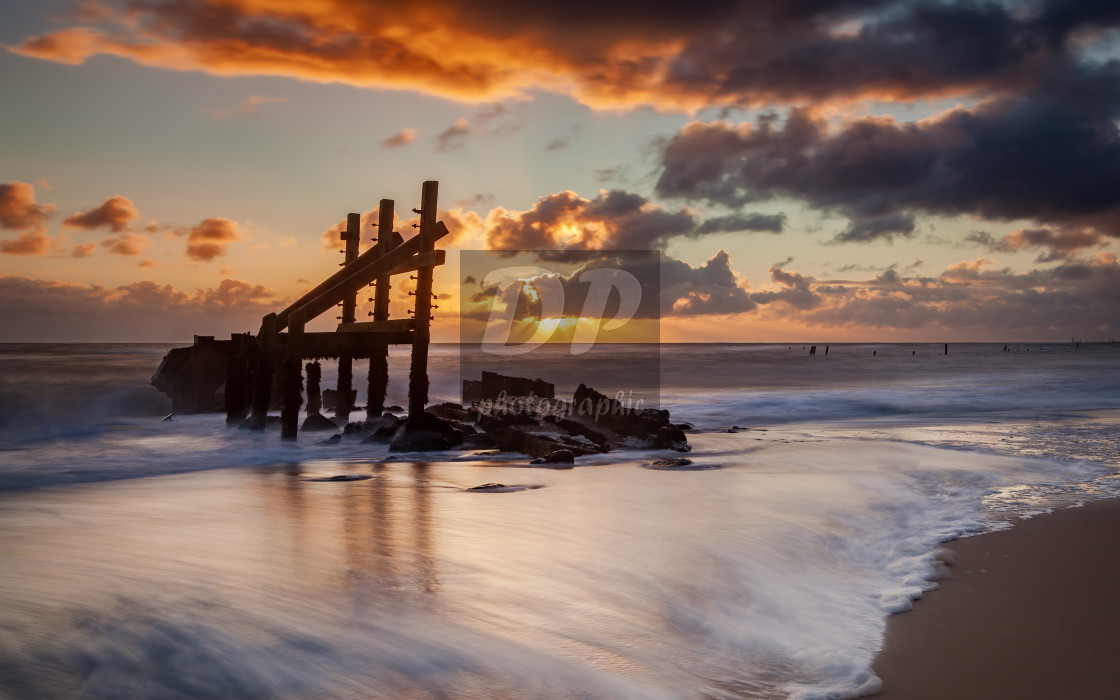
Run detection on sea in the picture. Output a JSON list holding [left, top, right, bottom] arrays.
[[1, 342, 1118, 700]]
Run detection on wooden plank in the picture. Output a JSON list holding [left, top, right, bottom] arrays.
[[276, 220, 449, 330], [385, 249, 445, 276], [337, 319, 414, 333]]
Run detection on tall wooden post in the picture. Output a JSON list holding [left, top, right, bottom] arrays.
[[336, 213, 360, 422], [280, 310, 305, 440], [249, 313, 278, 430], [367, 199, 394, 419], [408, 181, 438, 421]]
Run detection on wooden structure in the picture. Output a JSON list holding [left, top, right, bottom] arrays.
[[222, 180, 448, 440]]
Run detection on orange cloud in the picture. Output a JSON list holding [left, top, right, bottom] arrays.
[[0, 181, 55, 230], [381, 128, 419, 148], [101, 232, 149, 256], [0, 228, 51, 256], [71, 242, 98, 258], [64, 194, 140, 232], [185, 217, 241, 261], [7, 1, 1107, 112]]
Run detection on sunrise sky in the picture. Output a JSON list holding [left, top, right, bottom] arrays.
[[1, 0, 1118, 342]]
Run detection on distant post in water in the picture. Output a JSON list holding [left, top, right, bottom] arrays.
[[944, 343, 948, 355], [336, 213, 361, 422], [408, 181, 438, 421]]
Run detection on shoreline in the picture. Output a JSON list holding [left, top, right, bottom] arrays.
[[872, 497, 1120, 699]]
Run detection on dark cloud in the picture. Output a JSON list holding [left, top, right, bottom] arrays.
[[12, 1, 1120, 110], [968, 226, 1108, 261], [64, 194, 140, 232], [696, 212, 785, 234], [0, 276, 284, 341], [657, 63, 1120, 246], [484, 189, 695, 253]]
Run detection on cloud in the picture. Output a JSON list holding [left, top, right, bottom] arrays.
[[8, 1, 1120, 111], [657, 64, 1120, 245], [381, 128, 419, 148], [435, 118, 471, 151], [71, 242, 98, 258], [101, 232, 149, 256], [484, 189, 695, 253], [696, 212, 785, 235], [0, 275, 286, 341], [0, 229, 51, 256], [207, 94, 286, 118], [185, 218, 242, 261], [63, 194, 140, 232], [0, 181, 55, 230], [968, 227, 1109, 262]]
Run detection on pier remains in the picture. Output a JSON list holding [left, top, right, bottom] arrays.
[[151, 181, 447, 441]]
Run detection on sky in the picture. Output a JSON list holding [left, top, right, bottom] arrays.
[[1, 0, 1118, 342]]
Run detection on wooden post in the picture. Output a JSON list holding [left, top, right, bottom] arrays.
[[281, 310, 305, 440], [249, 313, 278, 430], [336, 213, 360, 423], [306, 361, 322, 415], [224, 354, 248, 425], [367, 199, 394, 419], [408, 181, 438, 421]]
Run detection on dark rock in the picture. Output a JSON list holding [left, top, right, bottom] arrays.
[[725, 426, 742, 433], [649, 457, 693, 469], [468, 483, 506, 490], [317, 434, 342, 445], [301, 413, 340, 432], [428, 402, 469, 421], [529, 449, 575, 465], [675, 422, 694, 431], [653, 425, 688, 450], [385, 405, 404, 413], [462, 432, 497, 447], [464, 371, 555, 404], [388, 413, 465, 452]]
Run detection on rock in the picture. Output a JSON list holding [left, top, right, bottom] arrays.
[[463, 372, 555, 404], [385, 405, 404, 413], [654, 425, 689, 450], [317, 434, 342, 445], [360, 414, 405, 444], [675, 422, 693, 431], [427, 402, 469, 421], [462, 432, 497, 447], [725, 426, 742, 433], [388, 413, 465, 452], [468, 482, 506, 490], [301, 413, 340, 432], [530, 449, 575, 465], [649, 457, 693, 469]]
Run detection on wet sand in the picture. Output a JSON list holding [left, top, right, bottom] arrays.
[[873, 497, 1120, 699]]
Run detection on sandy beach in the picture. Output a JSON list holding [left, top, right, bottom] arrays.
[[874, 497, 1120, 699]]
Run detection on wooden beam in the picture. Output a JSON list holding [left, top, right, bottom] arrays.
[[276, 220, 449, 330], [385, 249, 445, 276], [338, 319, 414, 333], [408, 180, 438, 420]]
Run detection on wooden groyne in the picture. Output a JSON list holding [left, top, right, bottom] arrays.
[[152, 181, 448, 441]]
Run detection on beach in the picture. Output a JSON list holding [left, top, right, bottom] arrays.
[[2, 342, 1119, 699], [874, 497, 1120, 699]]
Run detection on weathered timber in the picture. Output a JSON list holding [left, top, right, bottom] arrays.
[[338, 319, 414, 333], [281, 311, 306, 439], [335, 214, 361, 423], [275, 218, 449, 331], [249, 314, 278, 430], [367, 201, 395, 418], [152, 182, 450, 442], [407, 180, 438, 421]]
